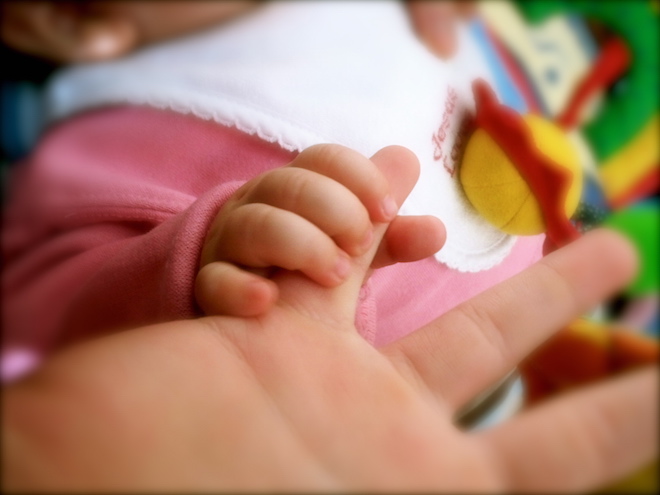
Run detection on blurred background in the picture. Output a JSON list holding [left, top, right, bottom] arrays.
[[474, 0, 659, 338], [1, 0, 658, 492], [1, 38, 54, 184]]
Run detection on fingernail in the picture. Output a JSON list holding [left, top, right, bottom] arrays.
[[381, 196, 398, 220], [334, 252, 351, 280]]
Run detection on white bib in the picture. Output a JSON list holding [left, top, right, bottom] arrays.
[[46, 0, 517, 272]]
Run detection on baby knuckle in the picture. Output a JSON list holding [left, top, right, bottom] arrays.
[[248, 204, 280, 234], [302, 242, 334, 270], [301, 143, 350, 162], [342, 208, 371, 240], [274, 169, 318, 211], [246, 168, 290, 202], [228, 204, 271, 242], [302, 143, 363, 173]]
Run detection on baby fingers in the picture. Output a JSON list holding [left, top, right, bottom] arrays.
[[239, 166, 375, 256], [215, 203, 353, 287], [195, 262, 278, 316], [289, 144, 399, 224], [372, 215, 446, 268]]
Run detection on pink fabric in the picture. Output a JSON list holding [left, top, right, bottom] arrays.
[[2, 106, 543, 380], [370, 236, 544, 347], [2, 106, 295, 358]]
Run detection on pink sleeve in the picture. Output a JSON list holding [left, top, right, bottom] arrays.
[[2, 106, 296, 375]]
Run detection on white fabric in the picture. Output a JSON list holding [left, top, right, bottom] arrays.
[[46, 1, 517, 272]]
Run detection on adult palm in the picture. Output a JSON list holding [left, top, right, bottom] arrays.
[[3, 149, 656, 492]]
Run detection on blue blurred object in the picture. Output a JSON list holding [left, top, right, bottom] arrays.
[[1, 44, 55, 168], [1, 80, 45, 162], [469, 20, 528, 114], [580, 174, 610, 210]]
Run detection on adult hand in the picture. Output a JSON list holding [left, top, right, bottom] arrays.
[[3, 147, 656, 492], [2, 1, 472, 64], [407, 1, 476, 59], [0, 1, 257, 64]]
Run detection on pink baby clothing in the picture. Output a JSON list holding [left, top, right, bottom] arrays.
[[2, 2, 544, 381]]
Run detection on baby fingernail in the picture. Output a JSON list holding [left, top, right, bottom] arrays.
[[381, 196, 398, 220], [334, 253, 351, 280]]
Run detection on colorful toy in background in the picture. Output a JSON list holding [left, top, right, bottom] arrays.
[[460, 3, 658, 491], [469, 0, 659, 334], [604, 202, 660, 336], [517, 0, 659, 211], [460, 79, 582, 250], [481, 0, 658, 329], [520, 309, 659, 495], [521, 317, 659, 493]]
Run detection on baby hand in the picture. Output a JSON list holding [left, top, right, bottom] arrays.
[[196, 144, 405, 317]]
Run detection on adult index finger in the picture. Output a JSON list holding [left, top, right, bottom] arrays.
[[477, 366, 658, 493], [383, 229, 638, 412]]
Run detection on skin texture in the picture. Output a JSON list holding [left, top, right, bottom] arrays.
[[191, 1, 476, 315], [3, 6, 655, 490], [3, 147, 657, 492], [197, 145, 445, 316]]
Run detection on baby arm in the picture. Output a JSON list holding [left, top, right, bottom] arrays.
[[2, 110, 297, 359], [1, 109, 443, 368], [196, 144, 446, 317]]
